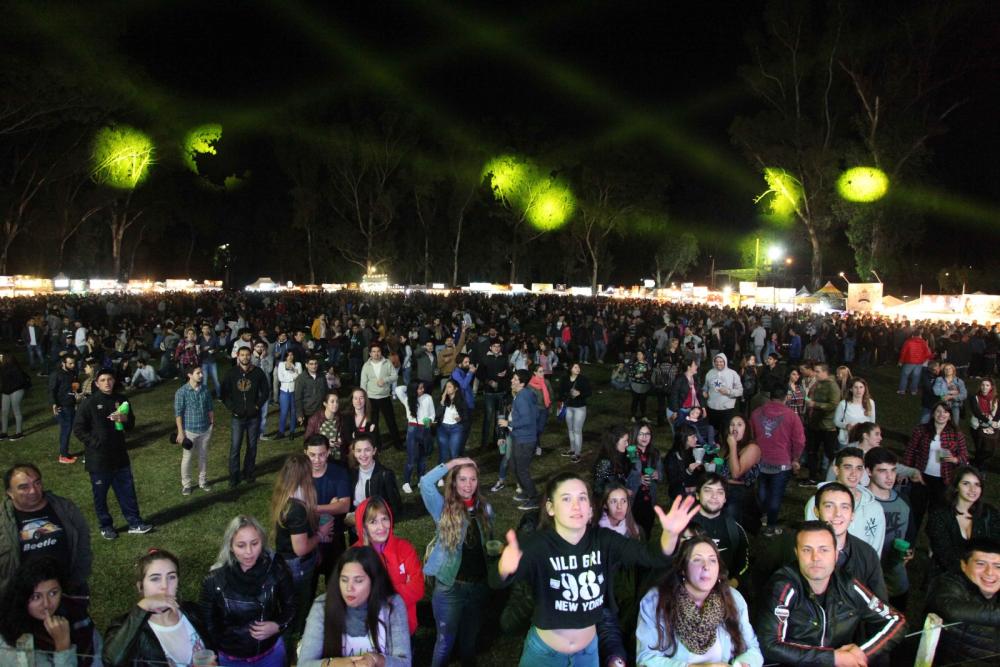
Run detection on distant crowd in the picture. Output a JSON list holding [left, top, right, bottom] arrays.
[[2, 290, 1000, 666]]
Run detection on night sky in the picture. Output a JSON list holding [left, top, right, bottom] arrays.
[[3, 1, 998, 288]]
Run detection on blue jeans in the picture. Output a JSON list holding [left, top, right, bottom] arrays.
[[202, 359, 221, 398], [578, 344, 590, 363], [403, 424, 430, 485], [481, 392, 505, 446], [258, 398, 269, 434], [898, 363, 923, 393], [278, 390, 296, 435], [219, 637, 285, 667], [229, 416, 260, 484], [593, 340, 607, 363], [757, 469, 793, 527], [27, 344, 43, 369], [519, 626, 598, 667], [438, 422, 464, 464], [431, 579, 490, 667], [89, 467, 143, 529], [55, 406, 75, 457]]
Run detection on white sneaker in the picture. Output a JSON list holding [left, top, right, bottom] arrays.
[[402, 483, 413, 494], [516, 485, 523, 495]]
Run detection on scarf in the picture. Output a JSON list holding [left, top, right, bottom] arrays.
[[528, 374, 551, 408], [977, 390, 995, 419], [675, 587, 725, 655]]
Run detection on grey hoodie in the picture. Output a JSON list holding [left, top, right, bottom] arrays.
[[702, 353, 743, 410]]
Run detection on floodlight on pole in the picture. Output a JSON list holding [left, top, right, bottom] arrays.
[[767, 246, 783, 262]]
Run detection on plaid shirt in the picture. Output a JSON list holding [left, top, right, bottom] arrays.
[[903, 424, 969, 485], [174, 382, 214, 434]]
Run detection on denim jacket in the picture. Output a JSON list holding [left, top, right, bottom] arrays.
[[419, 464, 493, 586]]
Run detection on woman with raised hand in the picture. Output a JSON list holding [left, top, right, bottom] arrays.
[[635, 536, 762, 666], [297, 546, 411, 667], [0, 557, 100, 667], [104, 548, 211, 666], [491, 473, 700, 667], [199, 515, 295, 667], [351, 496, 424, 634], [419, 456, 494, 667]]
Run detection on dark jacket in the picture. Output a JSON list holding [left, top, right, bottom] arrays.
[[0, 493, 91, 600], [0, 363, 30, 395], [293, 370, 326, 419], [925, 570, 1000, 665], [221, 363, 269, 419], [48, 366, 77, 408], [557, 373, 592, 408], [757, 565, 905, 666], [478, 352, 510, 394], [199, 553, 295, 659], [73, 390, 135, 473], [926, 504, 1000, 576], [349, 461, 401, 517], [667, 373, 699, 413], [920, 368, 941, 410], [103, 601, 211, 666]]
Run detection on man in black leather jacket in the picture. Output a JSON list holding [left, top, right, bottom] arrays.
[[757, 521, 905, 667], [925, 537, 1000, 665]]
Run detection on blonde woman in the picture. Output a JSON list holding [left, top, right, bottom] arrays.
[[834, 377, 876, 446], [270, 454, 333, 646], [933, 363, 968, 427], [419, 457, 494, 667]]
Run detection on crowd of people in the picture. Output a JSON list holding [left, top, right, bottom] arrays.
[[3, 289, 1000, 666]]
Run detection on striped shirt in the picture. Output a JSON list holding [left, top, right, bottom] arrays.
[[174, 382, 214, 434]]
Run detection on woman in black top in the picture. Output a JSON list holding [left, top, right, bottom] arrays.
[[104, 548, 211, 666], [926, 465, 1000, 576], [199, 515, 295, 667], [558, 362, 592, 463], [592, 425, 632, 499], [0, 351, 30, 439], [269, 454, 333, 647]]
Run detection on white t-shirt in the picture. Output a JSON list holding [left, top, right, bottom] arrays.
[[354, 465, 374, 506], [925, 434, 943, 478], [442, 404, 460, 425], [148, 613, 203, 667]]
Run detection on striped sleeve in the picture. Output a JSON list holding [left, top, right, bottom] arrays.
[[851, 580, 906, 658]]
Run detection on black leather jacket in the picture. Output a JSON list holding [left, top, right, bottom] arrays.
[[198, 552, 295, 658], [103, 601, 210, 666], [757, 565, 905, 666], [925, 571, 1000, 664]]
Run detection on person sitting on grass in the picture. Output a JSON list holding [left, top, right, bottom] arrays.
[[296, 546, 411, 666]]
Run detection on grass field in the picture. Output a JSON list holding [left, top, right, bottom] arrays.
[[3, 353, 991, 664]]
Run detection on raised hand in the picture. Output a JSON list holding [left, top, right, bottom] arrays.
[[43, 609, 72, 651], [655, 494, 700, 540], [498, 529, 523, 578]]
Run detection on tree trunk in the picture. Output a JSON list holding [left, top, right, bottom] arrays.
[[0, 239, 10, 275], [305, 225, 316, 284], [590, 260, 599, 296], [452, 218, 462, 287], [423, 233, 431, 285], [806, 222, 823, 289], [126, 222, 148, 281], [509, 243, 519, 285]]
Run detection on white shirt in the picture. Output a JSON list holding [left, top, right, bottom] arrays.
[[148, 613, 202, 667], [925, 434, 943, 477]]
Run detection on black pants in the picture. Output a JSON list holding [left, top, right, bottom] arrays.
[[510, 438, 538, 500], [630, 390, 648, 419], [806, 428, 839, 481], [369, 395, 402, 449], [908, 474, 946, 537]]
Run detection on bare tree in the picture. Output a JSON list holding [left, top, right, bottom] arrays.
[[574, 180, 631, 294]]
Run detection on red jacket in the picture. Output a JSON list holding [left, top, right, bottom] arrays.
[[352, 497, 424, 633], [899, 336, 932, 365]]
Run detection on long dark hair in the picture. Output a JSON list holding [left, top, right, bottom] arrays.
[[441, 378, 467, 413], [321, 546, 397, 658], [650, 536, 746, 658], [631, 419, 660, 469], [0, 557, 67, 646], [596, 424, 631, 477], [946, 465, 986, 518]]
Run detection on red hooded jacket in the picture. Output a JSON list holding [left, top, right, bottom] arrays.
[[352, 496, 424, 633]]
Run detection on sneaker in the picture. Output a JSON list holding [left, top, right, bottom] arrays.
[[259, 434, 273, 441], [128, 523, 154, 534], [569, 454, 581, 464], [58, 455, 78, 464], [182, 486, 192, 496], [490, 480, 506, 492], [560, 449, 573, 457], [896, 390, 906, 395], [516, 486, 523, 495], [8, 433, 23, 441], [512, 494, 529, 503], [101, 527, 118, 540], [437, 479, 444, 488], [517, 501, 540, 511], [199, 484, 212, 492], [797, 479, 819, 488], [535, 446, 542, 456], [402, 483, 413, 494]]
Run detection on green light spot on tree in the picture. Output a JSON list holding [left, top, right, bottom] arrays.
[[482, 154, 533, 204], [527, 182, 575, 231], [90, 126, 155, 189], [837, 167, 889, 202], [754, 168, 802, 220], [182, 123, 223, 175]]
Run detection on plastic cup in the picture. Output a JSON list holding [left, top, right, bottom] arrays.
[[485, 540, 504, 557], [937, 449, 950, 462], [693, 447, 705, 463], [704, 462, 716, 473], [644, 467, 654, 476], [893, 538, 911, 553], [193, 649, 217, 666]]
